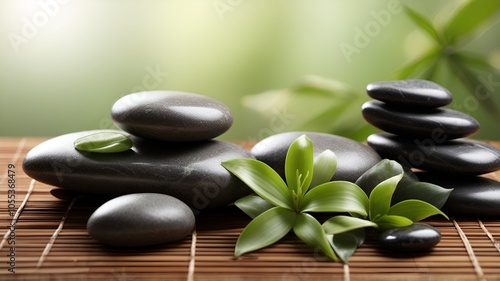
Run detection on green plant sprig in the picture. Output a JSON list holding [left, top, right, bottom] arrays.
[[74, 132, 133, 153], [222, 135, 451, 263]]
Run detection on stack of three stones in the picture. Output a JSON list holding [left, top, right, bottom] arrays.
[[361, 79, 500, 217]]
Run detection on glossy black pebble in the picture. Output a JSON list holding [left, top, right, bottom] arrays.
[[87, 193, 195, 247], [362, 101, 480, 139], [378, 223, 441, 252], [366, 79, 453, 108], [367, 133, 500, 175]]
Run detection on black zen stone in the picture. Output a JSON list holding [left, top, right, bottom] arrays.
[[250, 131, 381, 183], [366, 79, 453, 108], [112, 91, 233, 142], [362, 101, 480, 139], [87, 193, 195, 247], [378, 223, 441, 252], [22, 130, 253, 210], [417, 172, 500, 217], [367, 133, 500, 175]]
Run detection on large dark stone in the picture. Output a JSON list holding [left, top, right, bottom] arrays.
[[250, 131, 382, 183], [366, 79, 453, 108], [361, 101, 480, 139], [378, 223, 441, 252], [416, 173, 500, 217], [367, 133, 500, 175], [87, 193, 195, 247], [111, 91, 233, 142], [22, 130, 253, 211]]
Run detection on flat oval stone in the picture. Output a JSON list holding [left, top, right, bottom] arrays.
[[112, 91, 233, 142], [23, 130, 252, 211], [362, 100, 480, 139], [378, 223, 441, 252], [367, 79, 452, 108], [417, 173, 500, 217], [87, 193, 195, 247], [367, 133, 500, 175], [250, 131, 382, 182]]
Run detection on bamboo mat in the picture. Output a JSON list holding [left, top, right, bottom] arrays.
[[1, 137, 500, 281]]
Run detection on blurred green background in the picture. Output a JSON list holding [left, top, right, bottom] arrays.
[[1, 0, 499, 141]]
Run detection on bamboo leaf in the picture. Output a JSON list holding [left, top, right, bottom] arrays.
[[300, 181, 369, 217], [235, 207, 296, 257], [293, 213, 338, 261], [322, 215, 377, 235], [285, 134, 314, 197], [74, 132, 133, 153], [329, 228, 366, 263], [234, 195, 274, 219], [369, 173, 404, 220], [444, 0, 500, 44], [388, 199, 449, 221], [310, 150, 337, 188], [222, 159, 293, 209], [394, 48, 440, 79], [404, 6, 443, 44], [375, 215, 413, 232], [392, 181, 453, 209]]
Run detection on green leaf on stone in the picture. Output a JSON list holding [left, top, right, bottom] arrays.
[[310, 149, 337, 188], [74, 132, 133, 153], [392, 181, 453, 209], [356, 159, 404, 195], [222, 159, 293, 209], [388, 199, 449, 222], [300, 181, 368, 217], [369, 173, 403, 220], [293, 213, 338, 261], [329, 228, 366, 263], [235, 207, 296, 257], [322, 215, 377, 235], [375, 215, 413, 232], [285, 134, 314, 197], [234, 195, 274, 219]]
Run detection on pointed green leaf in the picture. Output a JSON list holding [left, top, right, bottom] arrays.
[[369, 173, 404, 220], [404, 6, 443, 44], [235, 207, 296, 257], [322, 215, 377, 235], [222, 159, 293, 209], [454, 52, 494, 70], [392, 181, 453, 209], [293, 75, 353, 98], [375, 215, 413, 232], [293, 213, 338, 261], [234, 195, 274, 219], [444, 0, 500, 43], [356, 159, 405, 196], [300, 181, 369, 217], [285, 135, 314, 197], [310, 150, 337, 188], [74, 132, 133, 153], [394, 48, 440, 79], [329, 228, 365, 263], [388, 199, 449, 221]]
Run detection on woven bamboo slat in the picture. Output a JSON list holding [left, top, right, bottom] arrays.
[[0, 137, 499, 280]]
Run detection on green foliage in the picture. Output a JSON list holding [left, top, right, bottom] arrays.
[[73, 132, 133, 153], [399, 1, 500, 115], [223, 135, 451, 263]]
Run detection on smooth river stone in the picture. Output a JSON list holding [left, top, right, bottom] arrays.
[[378, 223, 441, 252], [417, 173, 500, 217], [250, 131, 382, 182], [87, 193, 195, 247], [22, 130, 252, 211], [112, 91, 233, 142], [366, 79, 453, 108], [361, 101, 480, 139], [367, 133, 500, 175]]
